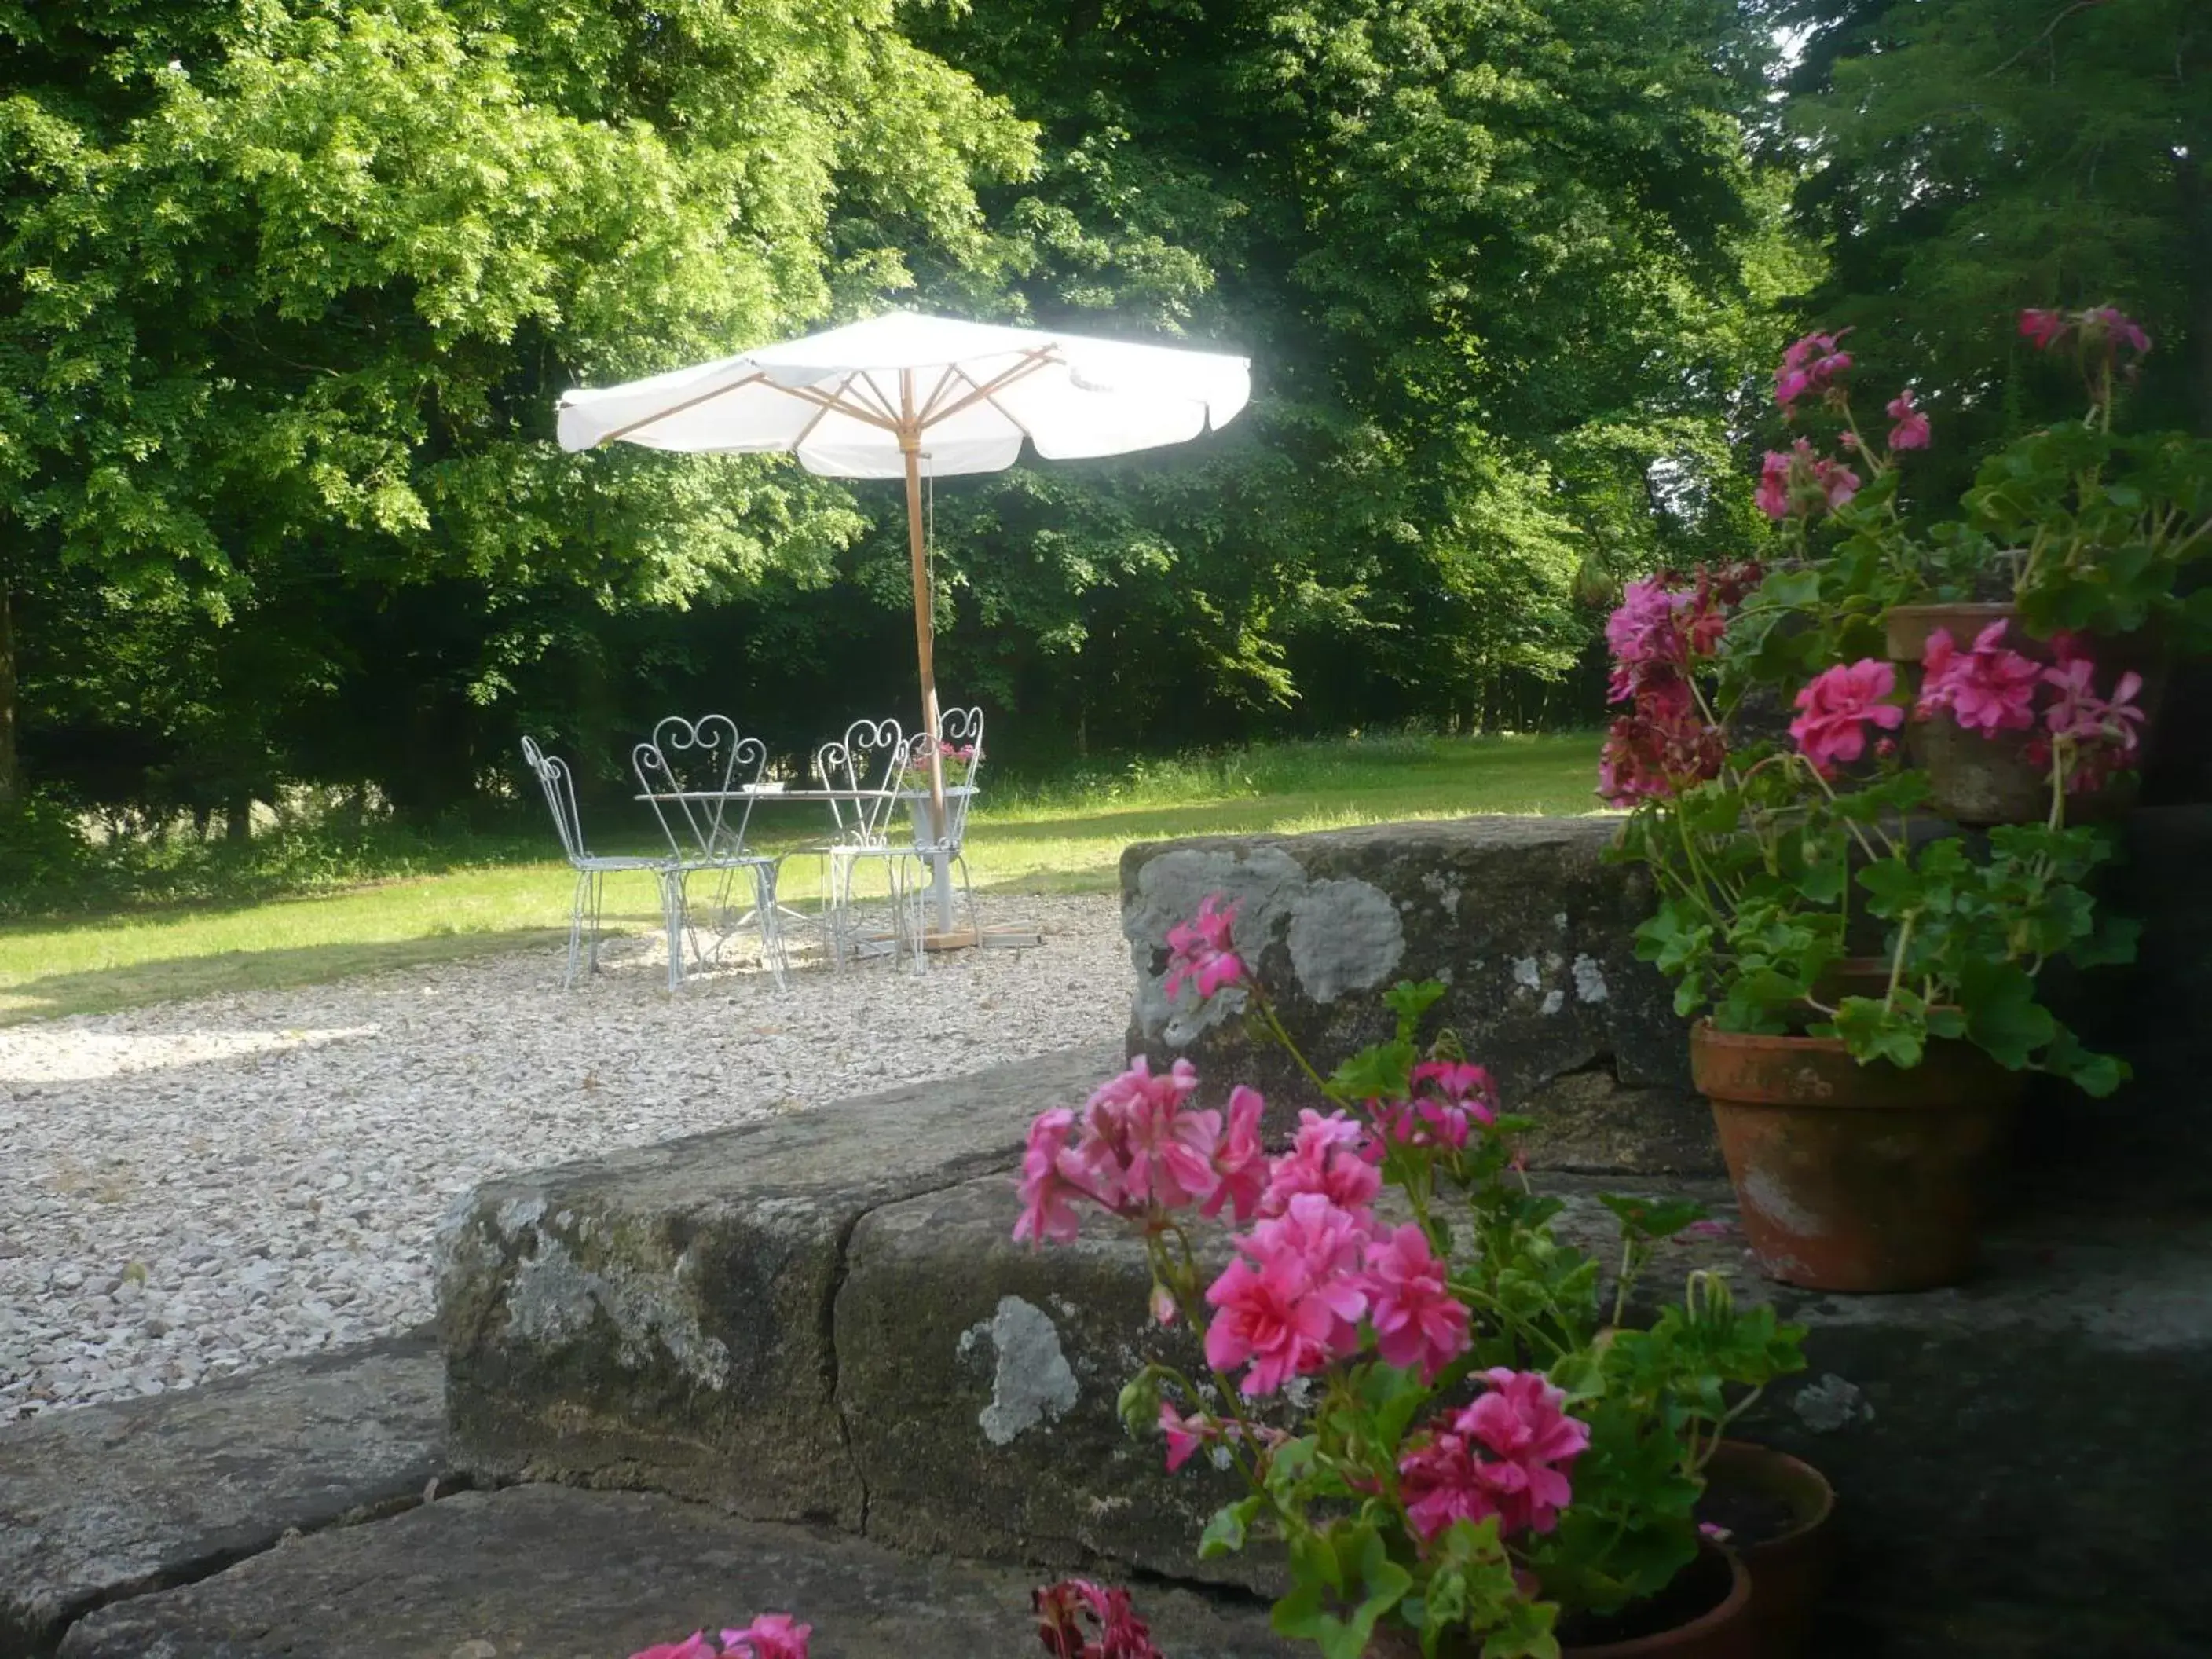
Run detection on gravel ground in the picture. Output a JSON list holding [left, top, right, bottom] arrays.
[[0, 892, 1130, 1421]]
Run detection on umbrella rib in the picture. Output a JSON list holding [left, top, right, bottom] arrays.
[[916, 349, 1060, 431], [593, 370, 770, 447], [915, 364, 961, 425], [840, 371, 903, 427]]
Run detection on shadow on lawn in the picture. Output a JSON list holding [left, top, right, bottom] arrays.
[[0, 925, 578, 1025]]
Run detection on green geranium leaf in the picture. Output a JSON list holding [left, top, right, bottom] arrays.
[[1199, 1495, 1262, 1559]]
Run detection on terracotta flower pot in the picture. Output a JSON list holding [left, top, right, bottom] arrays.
[[1884, 601, 2163, 825], [1689, 1020, 2021, 1292], [1700, 1441, 1837, 1657], [1361, 1541, 1753, 1659]]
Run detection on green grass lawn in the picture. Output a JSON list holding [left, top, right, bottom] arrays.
[[0, 731, 1604, 1024]]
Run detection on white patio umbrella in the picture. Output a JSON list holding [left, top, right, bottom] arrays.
[[555, 309, 1251, 928]]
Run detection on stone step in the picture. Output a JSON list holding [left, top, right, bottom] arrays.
[[53, 1483, 1296, 1659], [437, 1041, 2212, 1657], [0, 1335, 446, 1657]]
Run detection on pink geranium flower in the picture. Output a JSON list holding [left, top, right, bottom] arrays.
[[1035, 1580, 1165, 1659], [1071, 1057, 1218, 1213], [1774, 328, 1852, 407], [2080, 305, 2152, 356], [1759, 439, 1859, 520], [1363, 1224, 1471, 1380], [1159, 1401, 1209, 1473], [1754, 448, 1792, 520], [1597, 703, 1724, 806], [1372, 1060, 1500, 1152], [2019, 307, 2067, 350], [2042, 643, 2147, 793], [1917, 622, 2042, 734], [1397, 1432, 1499, 1541], [1203, 1084, 1269, 1221], [1885, 386, 1931, 450], [1457, 1368, 1591, 1534], [1604, 579, 1689, 681], [1203, 1194, 1370, 1396], [1013, 1108, 1090, 1247], [1164, 894, 1245, 1001], [1261, 1109, 1382, 1218], [1789, 659, 1904, 773], [721, 1614, 811, 1659]]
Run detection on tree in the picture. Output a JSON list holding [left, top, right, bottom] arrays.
[[902, 0, 1788, 752], [0, 0, 1034, 816], [1767, 0, 2211, 481]]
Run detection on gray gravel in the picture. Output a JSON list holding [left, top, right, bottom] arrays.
[[0, 893, 1129, 1420]]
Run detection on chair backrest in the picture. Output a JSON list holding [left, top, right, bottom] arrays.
[[910, 705, 986, 851], [522, 736, 591, 868], [632, 713, 765, 862], [813, 717, 906, 845]]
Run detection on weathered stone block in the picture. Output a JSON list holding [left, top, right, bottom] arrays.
[[1743, 1207, 2212, 1658], [1121, 818, 1717, 1172], [835, 1174, 1262, 1588], [56, 1484, 1298, 1659], [434, 1046, 1121, 1526], [0, 1335, 445, 1657]]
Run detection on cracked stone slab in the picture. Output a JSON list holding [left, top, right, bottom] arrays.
[[0, 1334, 444, 1657], [56, 1484, 1300, 1659], [1120, 818, 1719, 1171], [435, 1045, 1123, 1526]]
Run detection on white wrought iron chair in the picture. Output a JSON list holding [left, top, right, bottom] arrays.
[[521, 736, 682, 990], [632, 714, 788, 990], [809, 717, 913, 970], [895, 705, 986, 954]]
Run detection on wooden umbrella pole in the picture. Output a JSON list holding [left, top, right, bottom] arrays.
[[899, 371, 948, 841]]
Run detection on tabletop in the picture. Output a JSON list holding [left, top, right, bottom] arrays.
[[634, 785, 976, 803]]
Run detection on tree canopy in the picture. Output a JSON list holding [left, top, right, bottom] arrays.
[[5, 0, 2196, 840]]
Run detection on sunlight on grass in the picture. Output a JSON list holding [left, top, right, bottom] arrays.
[[0, 731, 1604, 1022]]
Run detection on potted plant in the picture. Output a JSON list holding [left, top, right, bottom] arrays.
[[1013, 915, 1807, 1659], [1727, 310, 2210, 825], [1601, 546, 2137, 1290]]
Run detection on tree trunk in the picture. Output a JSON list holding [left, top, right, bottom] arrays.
[[225, 790, 252, 845], [0, 584, 17, 810]]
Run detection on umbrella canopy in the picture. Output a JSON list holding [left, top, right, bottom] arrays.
[[555, 310, 1250, 925], [555, 309, 1251, 478]]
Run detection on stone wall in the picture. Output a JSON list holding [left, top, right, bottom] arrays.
[[1120, 816, 1719, 1173]]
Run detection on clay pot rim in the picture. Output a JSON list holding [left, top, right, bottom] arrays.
[[1558, 1538, 1750, 1657], [1705, 1438, 1837, 1542]]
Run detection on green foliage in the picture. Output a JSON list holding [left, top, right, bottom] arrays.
[[1769, 0, 2211, 475], [0, 0, 1031, 816], [1124, 981, 1805, 1654]]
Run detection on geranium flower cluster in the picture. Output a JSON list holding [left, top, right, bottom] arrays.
[[1397, 1368, 1593, 1541], [629, 1615, 809, 1659], [899, 734, 979, 786], [2019, 304, 2152, 359], [1021, 1061, 1476, 1393], [1033, 1578, 1166, 1659], [1788, 658, 1904, 775], [1918, 621, 2146, 793], [1597, 566, 1754, 806], [1013, 1059, 1269, 1246], [1163, 893, 1244, 1001], [1759, 327, 1932, 522]]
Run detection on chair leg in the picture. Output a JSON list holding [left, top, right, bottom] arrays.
[[664, 869, 687, 993], [754, 863, 788, 991], [590, 870, 613, 976], [565, 870, 590, 990]]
